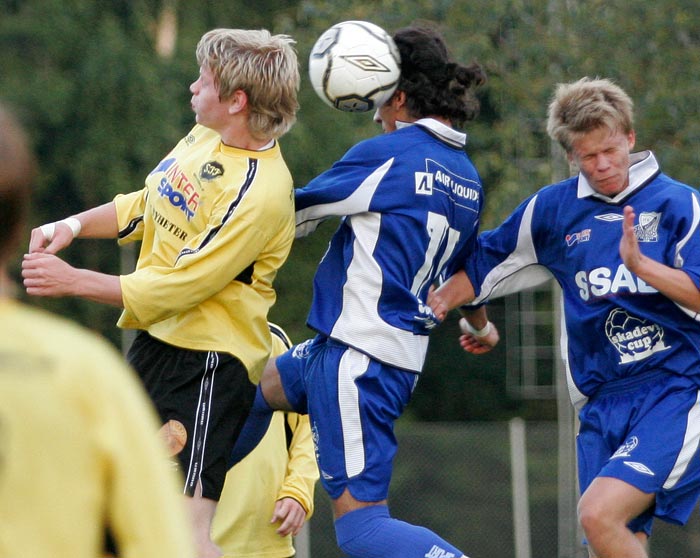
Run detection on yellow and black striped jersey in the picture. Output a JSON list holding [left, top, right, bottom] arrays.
[[115, 124, 295, 381]]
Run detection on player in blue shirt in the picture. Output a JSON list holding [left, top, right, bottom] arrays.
[[231, 24, 486, 558], [430, 77, 700, 558]]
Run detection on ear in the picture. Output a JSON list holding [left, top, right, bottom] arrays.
[[627, 129, 636, 151], [227, 89, 248, 115], [391, 89, 407, 109]]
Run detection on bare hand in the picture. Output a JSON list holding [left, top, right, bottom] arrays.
[[427, 284, 448, 322], [270, 497, 306, 537], [22, 252, 77, 297], [28, 222, 76, 254], [427, 271, 475, 322], [619, 205, 643, 273]]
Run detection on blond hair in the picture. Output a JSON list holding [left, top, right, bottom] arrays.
[[546, 77, 634, 153], [196, 29, 300, 140]]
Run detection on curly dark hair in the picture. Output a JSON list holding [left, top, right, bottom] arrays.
[[393, 25, 486, 127]]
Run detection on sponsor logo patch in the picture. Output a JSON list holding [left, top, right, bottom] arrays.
[[151, 157, 200, 220], [611, 436, 638, 459], [200, 161, 224, 181], [575, 264, 657, 301], [415, 172, 433, 195], [565, 228, 591, 246], [292, 339, 313, 359], [605, 308, 670, 364], [425, 545, 456, 558], [635, 212, 661, 242]]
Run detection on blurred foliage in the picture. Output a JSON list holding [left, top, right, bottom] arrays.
[[3, 0, 700, 420]]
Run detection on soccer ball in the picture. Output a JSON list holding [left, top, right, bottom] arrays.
[[308, 20, 401, 113]]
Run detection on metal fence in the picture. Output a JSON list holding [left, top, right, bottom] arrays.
[[303, 420, 700, 558]]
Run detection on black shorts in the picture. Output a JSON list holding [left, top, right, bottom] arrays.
[[127, 330, 256, 500]]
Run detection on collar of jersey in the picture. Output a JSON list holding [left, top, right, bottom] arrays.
[[218, 139, 278, 158], [395, 118, 467, 148], [577, 150, 659, 203]]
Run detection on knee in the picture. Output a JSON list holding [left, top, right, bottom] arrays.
[[334, 505, 390, 558], [578, 493, 613, 542], [260, 360, 288, 409], [262, 357, 307, 412], [578, 499, 603, 539]]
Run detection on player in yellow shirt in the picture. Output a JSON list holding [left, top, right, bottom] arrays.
[[22, 28, 300, 558], [0, 103, 194, 557], [212, 323, 319, 558]]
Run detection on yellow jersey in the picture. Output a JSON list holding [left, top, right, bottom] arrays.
[[212, 324, 318, 558], [212, 412, 318, 558], [115, 124, 295, 381], [0, 299, 193, 557]]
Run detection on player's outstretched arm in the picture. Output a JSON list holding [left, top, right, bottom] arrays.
[[22, 253, 123, 307], [621, 205, 700, 312], [28, 201, 119, 254], [428, 269, 475, 321], [429, 271, 498, 354]]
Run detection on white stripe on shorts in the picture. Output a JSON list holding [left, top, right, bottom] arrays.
[[663, 390, 700, 489], [184, 352, 217, 493], [338, 348, 370, 478]]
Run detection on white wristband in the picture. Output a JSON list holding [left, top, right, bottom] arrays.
[[459, 317, 492, 338], [39, 222, 56, 241], [60, 217, 82, 238], [39, 217, 82, 241]]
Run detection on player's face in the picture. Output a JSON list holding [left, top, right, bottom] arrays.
[[373, 90, 408, 133], [190, 66, 230, 130], [569, 126, 636, 197], [373, 100, 399, 133]]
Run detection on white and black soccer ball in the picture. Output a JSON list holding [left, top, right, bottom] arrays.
[[308, 20, 401, 113]]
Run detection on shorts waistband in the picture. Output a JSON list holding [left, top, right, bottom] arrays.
[[592, 370, 667, 398]]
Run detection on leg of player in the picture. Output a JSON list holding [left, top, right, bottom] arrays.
[[227, 357, 295, 467], [323, 352, 469, 558], [188, 481, 223, 558], [333, 490, 469, 558], [577, 477, 653, 558]]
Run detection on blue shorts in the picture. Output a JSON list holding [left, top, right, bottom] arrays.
[[577, 371, 700, 535], [276, 335, 418, 501]]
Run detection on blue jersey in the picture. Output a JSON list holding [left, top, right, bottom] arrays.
[[295, 119, 483, 373], [466, 151, 700, 406]]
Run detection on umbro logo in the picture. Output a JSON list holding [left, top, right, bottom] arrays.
[[341, 54, 393, 73], [595, 213, 624, 222], [624, 461, 655, 476]]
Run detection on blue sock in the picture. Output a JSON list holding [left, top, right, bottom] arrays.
[[227, 386, 273, 468], [334, 504, 467, 558]]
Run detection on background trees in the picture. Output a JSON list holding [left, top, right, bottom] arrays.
[[3, 0, 700, 419]]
